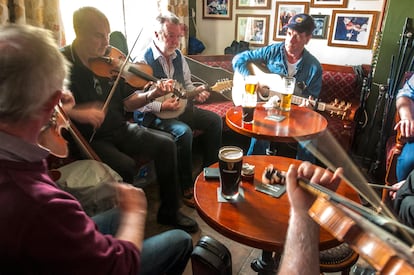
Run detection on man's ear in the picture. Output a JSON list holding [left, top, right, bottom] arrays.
[[44, 90, 62, 112]]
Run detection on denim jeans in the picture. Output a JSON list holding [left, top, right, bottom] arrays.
[[92, 208, 193, 275], [397, 141, 414, 181], [247, 138, 316, 163]]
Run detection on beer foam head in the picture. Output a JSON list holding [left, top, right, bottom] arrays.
[[219, 146, 243, 162]]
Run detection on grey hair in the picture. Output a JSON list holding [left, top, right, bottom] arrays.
[[154, 11, 180, 33], [0, 24, 69, 122]]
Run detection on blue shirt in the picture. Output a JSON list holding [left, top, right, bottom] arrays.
[[232, 42, 322, 98], [397, 74, 414, 100]]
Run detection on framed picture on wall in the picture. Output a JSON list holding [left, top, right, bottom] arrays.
[[203, 0, 233, 20], [273, 2, 309, 41], [236, 0, 271, 9], [310, 0, 348, 8], [328, 10, 378, 49], [235, 14, 270, 47], [311, 15, 329, 39]]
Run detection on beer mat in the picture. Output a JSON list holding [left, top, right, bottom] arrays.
[[265, 115, 285, 122], [255, 183, 286, 198], [217, 187, 245, 202]]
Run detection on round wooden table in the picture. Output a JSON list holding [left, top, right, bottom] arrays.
[[226, 103, 328, 143], [194, 155, 361, 273]]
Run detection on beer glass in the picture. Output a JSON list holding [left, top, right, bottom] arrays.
[[280, 76, 296, 112], [242, 75, 258, 123], [218, 146, 243, 200]]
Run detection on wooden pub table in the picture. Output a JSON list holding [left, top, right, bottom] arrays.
[[194, 155, 361, 274], [225, 103, 328, 143]]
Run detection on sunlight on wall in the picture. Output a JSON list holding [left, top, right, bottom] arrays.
[[60, 0, 160, 58]]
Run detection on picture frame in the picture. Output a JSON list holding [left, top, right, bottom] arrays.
[[203, 0, 232, 20], [235, 14, 270, 47], [273, 2, 309, 41], [311, 15, 329, 39], [310, 0, 348, 8], [328, 10, 379, 49], [236, 0, 271, 10]]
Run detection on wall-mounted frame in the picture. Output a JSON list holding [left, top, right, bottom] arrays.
[[310, 0, 348, 8], [203, 0, 232, 20], [311, 14, 329, 39], [273, 2, 309, 41], [236, 0, 271, 10], [235, 14, 270, 47], [328, 10, 378, 49]]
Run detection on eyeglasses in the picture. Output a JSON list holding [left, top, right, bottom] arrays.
[[162, 32, 183, 41], [93, 77, 102, 95]]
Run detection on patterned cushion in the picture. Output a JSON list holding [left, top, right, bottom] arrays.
[[320, 71, 359, 103]]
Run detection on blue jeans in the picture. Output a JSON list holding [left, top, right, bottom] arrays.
[[137, 106, 222, 190], [93, 208, 193, 275], [397, 141, 414, 181], [247, 138, 315, 163]]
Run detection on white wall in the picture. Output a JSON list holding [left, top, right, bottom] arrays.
[[195, 0, 385, 66]]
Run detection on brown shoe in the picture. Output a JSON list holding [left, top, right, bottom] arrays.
[[183, 188, 195, 208]]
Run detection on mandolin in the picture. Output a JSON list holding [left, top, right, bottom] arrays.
[[232, 63, 353, 121], [154, 79, 233, 119]]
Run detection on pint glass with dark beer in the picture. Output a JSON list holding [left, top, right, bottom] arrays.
[[218, 146, 243, 200]]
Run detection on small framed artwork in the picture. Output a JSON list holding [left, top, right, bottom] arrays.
[[236, 0, 271, 10], [310, 0, 348, 8], [311, 15, 329, 39], [328, 10, 378, 49], [273, 2, 309, 41], [203, 0, 233, 20], [235, 14, 270, 47]]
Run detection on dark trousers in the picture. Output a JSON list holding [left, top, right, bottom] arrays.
[[91, 123, 180, 215]]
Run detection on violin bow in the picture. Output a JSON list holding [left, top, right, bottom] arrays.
[[89, 29, 143, 142]]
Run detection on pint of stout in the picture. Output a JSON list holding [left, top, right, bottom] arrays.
[[218, 146, 243, 200]]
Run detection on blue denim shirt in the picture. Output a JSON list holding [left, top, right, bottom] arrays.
[[397, 75, 414, 100], [232, 42, 322, 98]]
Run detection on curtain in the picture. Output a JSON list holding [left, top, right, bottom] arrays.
[[0, 0, 65, 46], [166, 0, 189, 55]]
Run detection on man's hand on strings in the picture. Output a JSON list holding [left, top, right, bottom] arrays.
[[286, 162, 342, 214], [60, 90, 76, 112], [161, 97, 180, 111], [194, 85, 210, 103], [299, 95, 315, 109]]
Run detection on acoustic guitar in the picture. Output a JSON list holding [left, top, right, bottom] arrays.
[[154, 79, 232, 119], [232, 63, 353, 121]]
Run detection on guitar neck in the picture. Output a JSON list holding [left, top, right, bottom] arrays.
[[291, 95, 326, 112]]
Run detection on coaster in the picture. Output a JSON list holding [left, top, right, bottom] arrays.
[[265, 114, 285, 122], [217, 187, 245, 202]]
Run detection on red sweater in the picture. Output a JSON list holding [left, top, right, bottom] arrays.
[[0, 140, 140, 274]]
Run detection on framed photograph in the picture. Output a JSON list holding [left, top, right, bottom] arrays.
[[273, 2, 309, 41], [203, 0, 232, 20], [328, 10, 378, 49], [235, 14, 270, 47], [236, 0, 271, 9], [310, 0, 348, 8], [311, 15, 329, 39]]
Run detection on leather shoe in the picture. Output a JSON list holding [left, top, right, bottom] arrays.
[[157, 211, 199, 233]]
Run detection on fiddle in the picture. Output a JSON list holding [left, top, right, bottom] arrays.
[[89, 46, 158, 88], [38, 104, 102, 161], [264, 167, 414, 274]]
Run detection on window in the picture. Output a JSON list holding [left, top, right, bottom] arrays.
[[60, 0, 161, 58]]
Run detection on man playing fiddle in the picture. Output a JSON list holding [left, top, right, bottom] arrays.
[[0, 23, 192, 274], [61, 6, 198, 233], [135, 11, 222, 207]]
